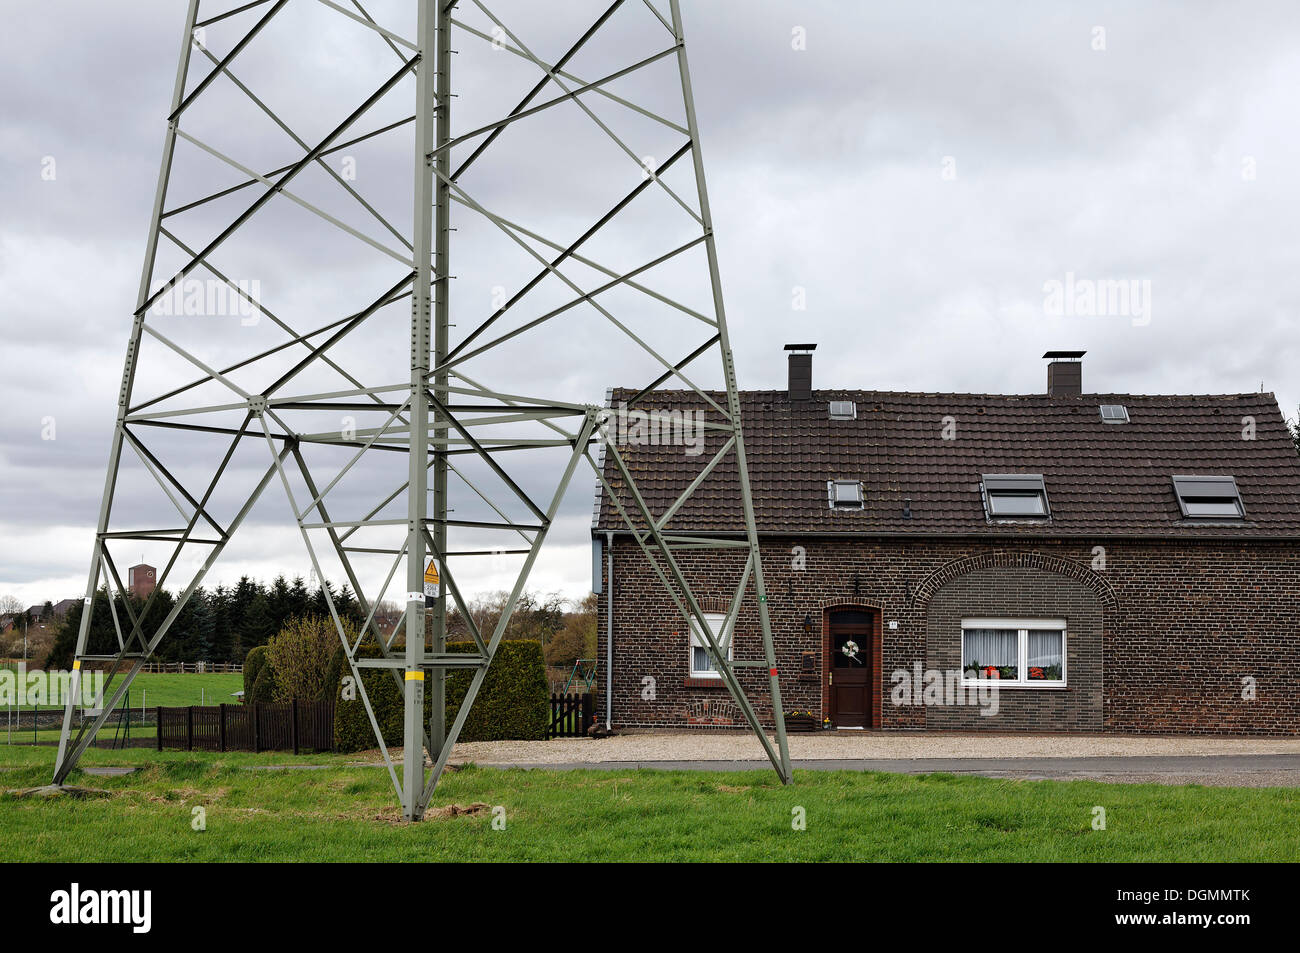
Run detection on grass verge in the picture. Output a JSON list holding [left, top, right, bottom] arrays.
[[2, 745, 1297, 861]]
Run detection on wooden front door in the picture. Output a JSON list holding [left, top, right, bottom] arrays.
[[828, 610, 873, 728]]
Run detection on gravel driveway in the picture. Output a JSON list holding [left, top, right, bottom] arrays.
[[451, 731, 1300, 765], [444, 732, 1300, 786]]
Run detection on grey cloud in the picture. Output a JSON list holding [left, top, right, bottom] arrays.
[[2, 0, 1298, 601]]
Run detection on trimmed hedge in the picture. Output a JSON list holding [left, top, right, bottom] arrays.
[[248, 663, 278, 703], [243, 646, 268, 699], [332, 640, 549, 752]]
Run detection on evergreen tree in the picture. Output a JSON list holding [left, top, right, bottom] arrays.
[[288, 575, 310, 620], [190, 596, 216, 661], [231, 576, 260, 656], [138, 588, 176, 656], [210, 585, 234, 661], [242, 590, 276, 655], [335, 584, 363, 626], [310, 580, 338, 618], [173, 587, 204, 661], [46, 587, 116, 667], [267, 575, 293, 636]]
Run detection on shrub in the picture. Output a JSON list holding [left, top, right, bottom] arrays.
[[248, 661, 278, 703], [329, 641, 402, 753], [333, 639, 549, 752], [266, 614, 349, 702], [243, 645, 268, 698], [446, 640, 548, 742]]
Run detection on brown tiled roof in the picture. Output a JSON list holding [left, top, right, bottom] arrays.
[[595, 389, 1300, 538]]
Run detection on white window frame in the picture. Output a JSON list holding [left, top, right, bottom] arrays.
[[689, 612, 732, 679], [960, 617, 1067, 689]]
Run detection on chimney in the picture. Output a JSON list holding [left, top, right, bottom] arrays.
[[785, 343, 816, 401], [1043, 350, 1085, 396]]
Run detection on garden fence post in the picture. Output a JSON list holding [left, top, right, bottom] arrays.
[[219, 703, 227, 752], [185, 706, 193, 751], [253, 703, 261, 753], [156, 708, 162, 751], [292, 698, 299, 755]]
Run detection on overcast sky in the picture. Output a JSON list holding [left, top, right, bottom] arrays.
[[2, 0, 1298, 609]]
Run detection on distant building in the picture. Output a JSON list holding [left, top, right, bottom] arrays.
[[8, 600, 76, 629], [49, 599, 78, 620], [129, 563, 157, 600]]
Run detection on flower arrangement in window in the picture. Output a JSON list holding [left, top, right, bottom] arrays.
[[1028, 664, 1063, 681], [841, 640, 861, 663], [964, 661, 1019, 680]]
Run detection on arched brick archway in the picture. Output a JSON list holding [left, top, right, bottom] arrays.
[[919, 552, 1112, 732], [913, 551, 1119, 613]]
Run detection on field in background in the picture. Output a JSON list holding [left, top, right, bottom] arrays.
[[4, 672, 242, 710], [2, 745, 1298, 862]]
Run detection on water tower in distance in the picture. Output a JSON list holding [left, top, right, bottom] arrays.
[[128, 564, 156, 600]]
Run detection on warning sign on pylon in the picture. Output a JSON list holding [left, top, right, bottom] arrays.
[[423, 559, 441, 600]]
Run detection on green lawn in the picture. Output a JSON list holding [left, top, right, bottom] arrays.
[[1, 744, 1297, 861], [5, 671, 242, 710]]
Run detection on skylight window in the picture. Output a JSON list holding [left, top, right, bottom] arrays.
[[828, 480, 864, 509], [1172, 476, 1244, 519], [1099, 404, 1130, 424], [829, 401, 857, 420], [982, 474, 1050, 519]]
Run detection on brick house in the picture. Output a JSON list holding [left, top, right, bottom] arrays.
[[592, 349, 1300, 734]]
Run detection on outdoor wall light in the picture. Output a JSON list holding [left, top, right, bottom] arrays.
[[802, 613, 813, 636]]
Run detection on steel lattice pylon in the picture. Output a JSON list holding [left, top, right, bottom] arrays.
[[55, 0, 791, 820]]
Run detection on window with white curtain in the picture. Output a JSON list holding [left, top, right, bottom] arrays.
[[961, 619, 1066, 687], [689, 612, 732, 678]]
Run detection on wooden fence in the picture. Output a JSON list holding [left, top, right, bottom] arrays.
[[548, 692, 593, 738], [138, 661, 243, 674], [156, 700, 334, 753], [0, 661, 241, 673]]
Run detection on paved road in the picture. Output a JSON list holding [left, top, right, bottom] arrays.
[[463, 753, 1300, 786]]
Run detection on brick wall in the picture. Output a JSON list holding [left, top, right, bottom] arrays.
[[594, 536, 1300, 735]]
